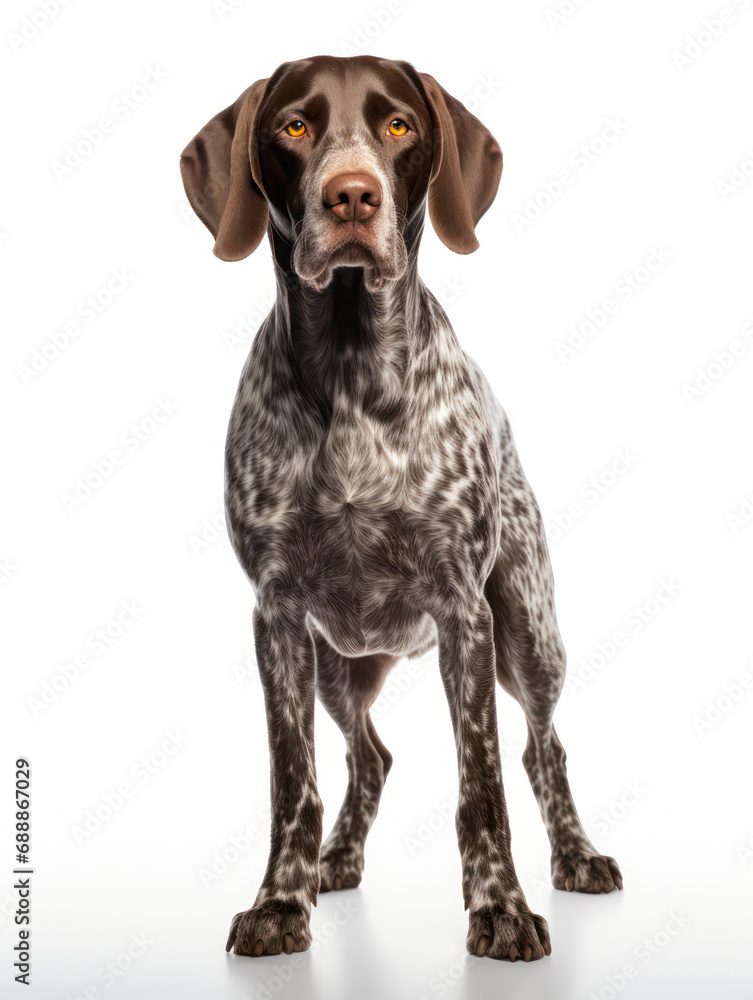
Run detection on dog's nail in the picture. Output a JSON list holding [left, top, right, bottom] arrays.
[[565, 877, 574, 892], [523, 944, 533, 962], [254, 939, 264, 956], [476, 935, 490, 957], [225, 916, 239, 952], [509, 943, 519, 962], [334, 875, 342, 891], [283, 933, 294, 954]]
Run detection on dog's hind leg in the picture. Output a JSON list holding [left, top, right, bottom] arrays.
[[486, 449, 623, 895], [314, 634, 395, 892]]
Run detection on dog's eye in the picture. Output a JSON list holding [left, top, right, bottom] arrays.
[[388, 119, 409, 137], [285, 121, 306, 138]]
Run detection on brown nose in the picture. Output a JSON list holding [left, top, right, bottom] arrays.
[[323, 172, 382, 221]]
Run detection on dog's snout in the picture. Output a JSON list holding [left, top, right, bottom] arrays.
[[323, 173, 383, 221]]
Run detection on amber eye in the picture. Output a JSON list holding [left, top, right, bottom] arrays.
[[388, 119, 409, 136], [285, 120, 306, 137]]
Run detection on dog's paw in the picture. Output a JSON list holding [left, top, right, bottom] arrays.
[[225, 900, 311, 956], [552, 851, 623, 894], [467, 904, 551, 962], [318, 844, 363, 892]]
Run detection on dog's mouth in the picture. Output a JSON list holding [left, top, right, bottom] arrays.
[[291, 217, 408, 293], [325, 223, 381, 262]]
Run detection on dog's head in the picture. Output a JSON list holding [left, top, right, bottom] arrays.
[[181, 56, 502, 292]]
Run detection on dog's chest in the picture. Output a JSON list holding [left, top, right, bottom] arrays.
[[310, 400, 407, 513], [225, 333, 501, 610], [298, 386, 498, 580]]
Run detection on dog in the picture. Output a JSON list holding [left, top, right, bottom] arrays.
[[181, 54, 622, 963]]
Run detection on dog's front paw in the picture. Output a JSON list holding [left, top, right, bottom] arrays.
[[318, 844, 363, 892], [226, 899, 311, 956], [552, 851, 623, 894], [467, 904, 551, 962]]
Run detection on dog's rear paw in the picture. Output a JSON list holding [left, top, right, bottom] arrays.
[[552, 851, 623, 893], [226, 900, 311, 956], [318, 845, 363, 892], [467, 905, 551, 962]]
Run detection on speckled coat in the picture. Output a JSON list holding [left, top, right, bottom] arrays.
[[181, 55, 622, 964]]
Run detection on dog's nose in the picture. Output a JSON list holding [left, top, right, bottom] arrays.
[[323, 173, 382, 221]]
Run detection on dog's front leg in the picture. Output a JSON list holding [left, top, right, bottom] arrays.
[[437, 598, 551, 962], [226, 606, 323, 956]]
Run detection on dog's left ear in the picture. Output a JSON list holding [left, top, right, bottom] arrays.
[[419, 74, 503, 255], [180, 79, 269, 261]]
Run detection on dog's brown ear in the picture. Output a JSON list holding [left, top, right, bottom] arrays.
[[419, 74, 503, 255], [180, 80, 269, 261]]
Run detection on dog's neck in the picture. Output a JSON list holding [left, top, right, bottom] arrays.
[[268, 225, 434, 413]]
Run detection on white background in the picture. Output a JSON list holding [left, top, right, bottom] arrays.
[[2, 0, 753, 997]]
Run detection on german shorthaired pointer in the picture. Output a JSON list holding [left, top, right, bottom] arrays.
[[181, 55, 622, 963]]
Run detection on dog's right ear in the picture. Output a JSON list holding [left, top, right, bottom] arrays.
[[180, 80, 269, 261]]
